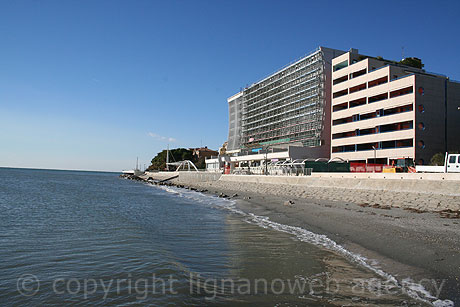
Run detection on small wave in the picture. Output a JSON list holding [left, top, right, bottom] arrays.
[[152, 184, 454, 306]]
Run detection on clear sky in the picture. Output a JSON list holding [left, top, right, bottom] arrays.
[[1, 0, 459, 171]]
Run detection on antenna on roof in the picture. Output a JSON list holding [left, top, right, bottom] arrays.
[[401, 46, 405, 60]]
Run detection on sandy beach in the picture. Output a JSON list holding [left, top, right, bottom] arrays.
[[131, 173, 460, 304]]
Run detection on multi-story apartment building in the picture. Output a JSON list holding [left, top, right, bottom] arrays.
[[227, 47, 345, 159], [330, 50, 460, 165]]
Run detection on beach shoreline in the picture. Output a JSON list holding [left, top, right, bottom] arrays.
[[123, 173, 460, 304]]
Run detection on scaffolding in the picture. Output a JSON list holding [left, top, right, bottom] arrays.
[[241, 48, 328, 148]]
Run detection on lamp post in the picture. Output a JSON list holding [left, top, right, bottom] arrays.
[[265, 145, 270, 176], [372, 146, 376, 173]]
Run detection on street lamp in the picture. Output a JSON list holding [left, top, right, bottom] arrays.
[[265, 145, 270, 176], [372, 145, 376, 173]]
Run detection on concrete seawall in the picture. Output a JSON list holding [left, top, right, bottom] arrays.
[[220, 174, 460, 196], [143, 171, 221, 183], [142, 171, 460, 196]]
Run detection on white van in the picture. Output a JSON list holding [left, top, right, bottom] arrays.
[[416, 153, 460, 173], [446, 154, 460, 173]]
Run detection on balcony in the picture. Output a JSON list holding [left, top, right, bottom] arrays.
[[332, 111, 414, 134], [333, 89, 348, 99], [331, 147, 414, 161], [368, 92, 388, 104], [332, 121, 414, 144], [332, 137, 414, 153], [349, 82, 367, 94]]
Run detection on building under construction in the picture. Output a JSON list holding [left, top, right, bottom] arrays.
[[227, 47, 345, 160]]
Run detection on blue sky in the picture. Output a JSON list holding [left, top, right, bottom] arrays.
[[1, 0, 459, 171]]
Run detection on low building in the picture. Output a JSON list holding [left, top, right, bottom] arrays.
[[330, 49, 460, 165], [205, 157, 220, 172], [189, 147, 218, 160]]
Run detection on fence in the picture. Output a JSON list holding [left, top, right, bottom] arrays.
[[305, 161, 350, 172], [233, 165, 312, 176], [350, 162, 387, 173]]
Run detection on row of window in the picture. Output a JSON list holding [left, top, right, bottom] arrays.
[[333, 77, 413, 100], [332, 104, 413, 126], [333, 68, 369, 85], [332, 120, 413, 140], [332, 139, 413, 153], [332, 86, 414, 112]]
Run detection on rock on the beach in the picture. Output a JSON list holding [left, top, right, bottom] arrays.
[[284, 200, 295, 206]]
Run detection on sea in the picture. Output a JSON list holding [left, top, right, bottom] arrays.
[[0, 168, 453, 306]]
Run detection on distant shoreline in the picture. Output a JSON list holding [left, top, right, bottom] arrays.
[[0, 166, 119, 173]]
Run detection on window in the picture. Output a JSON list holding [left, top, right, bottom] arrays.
[[349, 97, 366, 108], [380, 121, 413, 133], [360, 111, 376, 120], [418, 140, 425, 149], [333, 60, 348, 72], [333, 102, 348, 112], [368, 93, 388, 103], [418, 122, 425, 130], [383, 139, 413, 149], [390, 86, 414, 98], [333, 75, 348, 85], [449, 156, 456, 163], [349, 83, 367, 94], [333, 117, 353, 126], [333, 89, 348, 98], [418, 105, 425, 113], [332, 131, 357, 139], [368, 76, 388, 88], [384, 104, 413, 116], [350, 68, 367, 79]]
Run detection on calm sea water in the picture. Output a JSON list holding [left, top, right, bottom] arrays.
[[0, 168, 434, 305]]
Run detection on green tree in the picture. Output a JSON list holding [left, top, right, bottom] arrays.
[[430, 151, 460, 166], [148, 148, 194, 170], [430, 152, 445, 166], [399, 57, 424, 69]]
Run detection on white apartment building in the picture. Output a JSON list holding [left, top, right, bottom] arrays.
[[330, 50, 460, 165]]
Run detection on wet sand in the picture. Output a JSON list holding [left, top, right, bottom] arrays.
[[162, 178, 460, 303], [128, 173, 460, 303]]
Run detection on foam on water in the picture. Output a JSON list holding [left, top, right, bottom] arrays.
[[154, 184, 454, 306]]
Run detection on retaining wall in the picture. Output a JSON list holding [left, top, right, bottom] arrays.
[[143, 171, 222, 182], [219, 174, 460, 196]]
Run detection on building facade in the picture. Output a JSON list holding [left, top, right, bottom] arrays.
[[228, 47, 346, 159], [227, 92, 243, 152], [330, 50, 460, 165]]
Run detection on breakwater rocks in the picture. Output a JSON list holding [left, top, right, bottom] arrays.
[[119, 174, 233, 198]]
